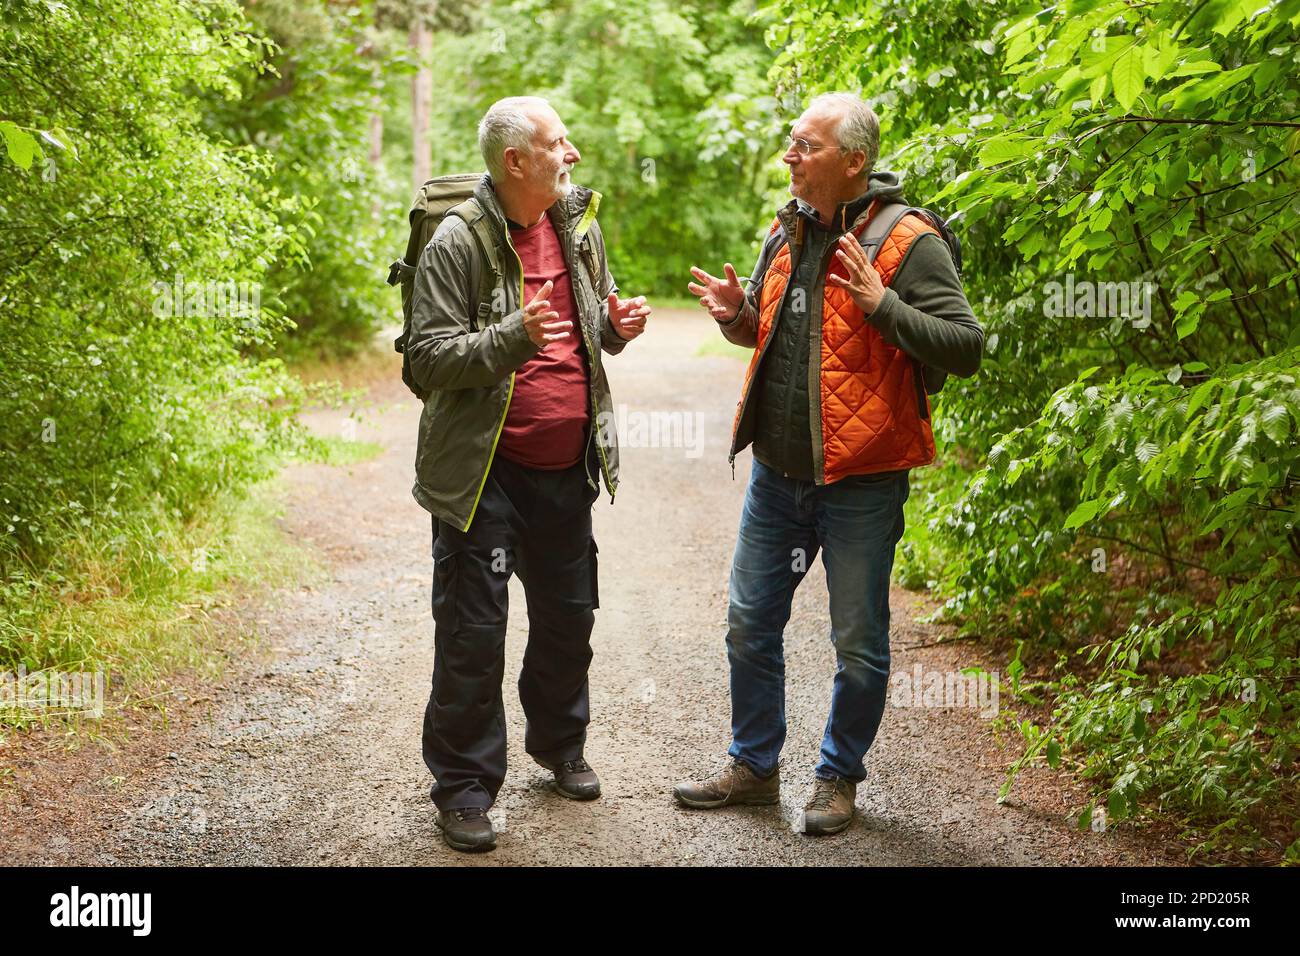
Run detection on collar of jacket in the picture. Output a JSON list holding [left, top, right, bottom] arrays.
[[776, 169, 907, 246], [475, 172, 602, 241]]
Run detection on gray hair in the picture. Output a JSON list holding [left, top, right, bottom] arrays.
[[478, 96, 551, 180], [808, 92, 880, 178]]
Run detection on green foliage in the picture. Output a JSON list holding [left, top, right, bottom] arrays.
[[0, 0, 310, 587], [206, 0, 408, 357], [762, 0, 1300, 857], [422, 0, 784, 296]]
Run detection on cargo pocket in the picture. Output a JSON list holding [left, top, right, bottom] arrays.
[[431, 550, 460, 632], [588, 537, 600, 611]]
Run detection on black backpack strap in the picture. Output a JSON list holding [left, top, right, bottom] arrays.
[[387, 257, 415, 288]]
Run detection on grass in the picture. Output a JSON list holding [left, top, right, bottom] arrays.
[[0, 479, 322, 733], [290, 334, 402, 393], [650, 294, 707, 312], [0, 341, 390, 737], [894, 456, 967, 595], [695, 336, 753, 360], [292, 434, 385, 467]]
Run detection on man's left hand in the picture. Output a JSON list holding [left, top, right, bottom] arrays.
[[828, 234, 886, 316], [609, 293, 650, 341]]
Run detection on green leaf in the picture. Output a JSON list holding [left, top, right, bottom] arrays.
[[1065, 498, 1103, 529], [978, 134, 1038, 166], [0, 121, 38, 170], [1161, 63, 1259, 111], [1112, 45, 1146, 112]]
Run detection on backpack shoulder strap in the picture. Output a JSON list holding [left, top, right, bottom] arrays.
[[856, 202, 952, 401], [446, 197, 504, 328], [857, 203, 924, 264]]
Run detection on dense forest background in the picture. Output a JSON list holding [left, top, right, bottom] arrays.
[[2, 0, 1297, 861]]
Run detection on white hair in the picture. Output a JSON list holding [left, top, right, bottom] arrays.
[[478, 96, 551, 179], [808, 92, 880, 178]]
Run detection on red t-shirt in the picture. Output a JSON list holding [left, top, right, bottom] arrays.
[[497, 214, 590, 470]]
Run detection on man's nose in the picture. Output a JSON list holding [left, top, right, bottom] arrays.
[[783, 149, 800, 166], [566, 144, 581, 164]]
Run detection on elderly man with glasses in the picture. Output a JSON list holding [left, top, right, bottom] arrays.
[[677, 92, 984, 835]]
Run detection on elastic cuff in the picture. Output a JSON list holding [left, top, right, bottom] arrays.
[[865, 287, 898, 331]]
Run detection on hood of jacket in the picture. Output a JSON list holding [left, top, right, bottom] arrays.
[[781, 169, 908, 238]]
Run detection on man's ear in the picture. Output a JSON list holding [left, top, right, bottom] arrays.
[[845, 149, 868, 180], [502, 147, 525, 180]]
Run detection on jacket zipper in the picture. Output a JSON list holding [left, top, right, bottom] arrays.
[[809, 236, 845, 486], [728, 247, 795, 477], [574, 240, 615, 501], [461, 239, 526, 532], [810, 207, 876, 485]]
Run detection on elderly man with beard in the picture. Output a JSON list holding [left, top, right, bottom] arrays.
[[406, 96, 650, 852]]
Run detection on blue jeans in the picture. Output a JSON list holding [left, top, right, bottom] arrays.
[[726, 457, 909, 782]]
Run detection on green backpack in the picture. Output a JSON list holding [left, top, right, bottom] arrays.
[[386, 173, 504, 402]]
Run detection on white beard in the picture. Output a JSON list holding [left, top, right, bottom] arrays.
[[556, 167, 574, 196]]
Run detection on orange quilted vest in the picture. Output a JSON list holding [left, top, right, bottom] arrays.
[[732, 199, 937, 484]]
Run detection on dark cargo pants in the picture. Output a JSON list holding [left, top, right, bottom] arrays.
[[421, 445, 600, 811]]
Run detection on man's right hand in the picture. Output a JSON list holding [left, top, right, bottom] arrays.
[[688, 264, 745, 322], [522, 279, 570, 347]]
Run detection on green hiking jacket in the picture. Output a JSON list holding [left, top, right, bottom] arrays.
[[406, 173, 628, 531]]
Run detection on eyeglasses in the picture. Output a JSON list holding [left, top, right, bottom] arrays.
[[786, 135, 832, 156]]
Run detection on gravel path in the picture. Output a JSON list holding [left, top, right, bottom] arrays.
[[1, 309, 1186, 866]]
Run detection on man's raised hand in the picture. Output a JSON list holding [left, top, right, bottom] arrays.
[[522, 279, 570, 347], [828, 234, 886, 316], [608, 292, 650, 341], [688, 263, 745, 322]]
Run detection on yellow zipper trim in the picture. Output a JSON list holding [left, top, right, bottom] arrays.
[[575, 190, 601, 239], [580, 316, 616, 499], [573, 190, 614, 498], [462, 237, 527, 532]]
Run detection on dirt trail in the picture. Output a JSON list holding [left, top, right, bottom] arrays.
[[2, 310, 1185, 866]]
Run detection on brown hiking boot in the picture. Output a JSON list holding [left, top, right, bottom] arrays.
[[672, 758, 780, 809], [799, 776, 856, 835]]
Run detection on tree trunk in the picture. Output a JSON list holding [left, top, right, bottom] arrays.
[[368, 99, 384, 218], [410, 15, 432, 191]]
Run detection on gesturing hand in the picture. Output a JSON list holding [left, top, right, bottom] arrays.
[[828, 234, 886, 316], [522, 279, 570, 347], [608, 293, 650, 341], [687, 263, 745, 322]]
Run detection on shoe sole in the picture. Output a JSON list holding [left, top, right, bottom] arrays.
[[672, 789, 781, 810], [442, 833, 496, 853], [552, 783, 601, 801], [798, 814, 854, 836]]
